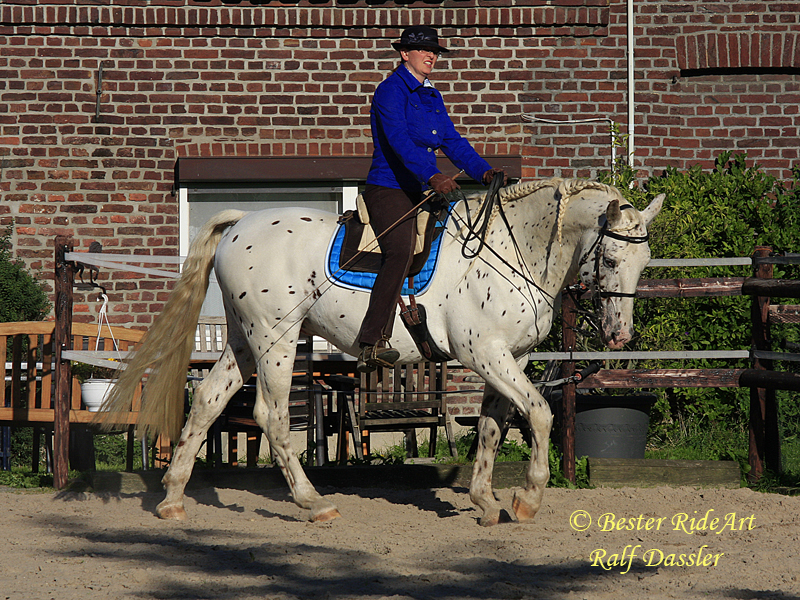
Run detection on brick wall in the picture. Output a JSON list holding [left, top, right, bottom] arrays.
[[0, 2, 798, 412], [1, 0, 614, 325], [525, 0, 800, 179]]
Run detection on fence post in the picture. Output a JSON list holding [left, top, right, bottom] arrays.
[[749, 246, 780, 483], [560, 289, 577, 483], [54, 236, 73, 490]]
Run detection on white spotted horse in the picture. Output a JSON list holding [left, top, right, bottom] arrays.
[[100, 178, 663, 526]]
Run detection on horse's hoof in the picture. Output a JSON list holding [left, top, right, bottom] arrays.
[[311, 508, 342, 523], [157, 502, 188, 521], [479, 508, 501, 527], [512, 490, 540, 523]]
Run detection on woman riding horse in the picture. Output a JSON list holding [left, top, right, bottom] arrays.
[[356, 24, 507, 373]]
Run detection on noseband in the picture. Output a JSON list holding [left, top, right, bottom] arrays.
[[580, 205, 649, 301]]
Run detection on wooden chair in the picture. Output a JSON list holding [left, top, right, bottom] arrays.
[[0, 321, 145, 471], [358, 361, 458, 459]]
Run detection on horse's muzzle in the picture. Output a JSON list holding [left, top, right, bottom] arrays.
[[603, 325, 633, 349]]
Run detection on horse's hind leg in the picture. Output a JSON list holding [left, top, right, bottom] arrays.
[[157, 340, 255, 520], [252, 345, 340, 522]]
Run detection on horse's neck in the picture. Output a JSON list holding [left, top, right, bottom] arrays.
[[480, 192, 597, 295]]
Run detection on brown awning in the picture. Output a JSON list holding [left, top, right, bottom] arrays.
[[175, 156, 522, 184]]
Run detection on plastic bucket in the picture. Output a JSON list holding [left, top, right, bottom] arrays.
[[573, 394, 655, 459]]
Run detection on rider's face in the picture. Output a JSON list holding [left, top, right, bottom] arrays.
[[400, 48, 439, 83]]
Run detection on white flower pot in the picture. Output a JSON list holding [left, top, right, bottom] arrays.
[[80, 379, 115, 412]]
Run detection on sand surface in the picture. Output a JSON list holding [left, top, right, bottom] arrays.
[[1, 483, 798, 599]]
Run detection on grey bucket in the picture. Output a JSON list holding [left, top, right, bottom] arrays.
[[574, 394, 655, 459]]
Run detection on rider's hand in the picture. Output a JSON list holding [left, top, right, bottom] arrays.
[[482, 168, 507, 186], [429, 173, 460, 195]]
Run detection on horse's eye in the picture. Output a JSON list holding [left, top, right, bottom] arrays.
[[602, 256, 617, 269]]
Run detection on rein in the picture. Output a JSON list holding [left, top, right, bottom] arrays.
[[454, 176, 553, 303]]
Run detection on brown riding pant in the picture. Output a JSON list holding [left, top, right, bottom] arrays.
[[357, 185, 420, 347]]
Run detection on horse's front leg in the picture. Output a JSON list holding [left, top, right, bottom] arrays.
[[252, 356, 341, 522], [470, 352, 553, 525], [470, 387, 511, 526], [158, 342, 254, 520], [510, 385, 553, 523]]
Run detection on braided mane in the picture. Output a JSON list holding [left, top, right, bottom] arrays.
[[485, 178, 623, 243]]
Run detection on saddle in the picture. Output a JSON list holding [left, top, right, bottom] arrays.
[[336, 194, 453, 362], [335, 193, 448, 276]]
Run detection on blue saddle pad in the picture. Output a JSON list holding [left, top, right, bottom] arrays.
[[324, 207, 452, 296]]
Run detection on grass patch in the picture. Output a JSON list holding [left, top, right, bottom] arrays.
[[0, 469, 54, 490], [371, 430, 591, 489]]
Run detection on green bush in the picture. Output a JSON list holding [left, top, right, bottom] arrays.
[[596, 152, 800, 458], [0, 227, 50, 323], [1, 225, 52, 471]]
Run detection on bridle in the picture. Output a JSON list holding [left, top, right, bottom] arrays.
[[578, 204, 650, 302]]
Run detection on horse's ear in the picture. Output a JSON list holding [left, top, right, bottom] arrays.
[[641, 193, 665, 226], [606, 198, 622, 228]]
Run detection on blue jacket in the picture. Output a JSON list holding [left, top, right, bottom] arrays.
[[366, 65, 492, 193]]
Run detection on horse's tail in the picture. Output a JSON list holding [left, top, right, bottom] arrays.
[[95, 209, 246, 441]]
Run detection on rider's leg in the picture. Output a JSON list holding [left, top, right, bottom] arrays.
[[356, 185, 419, 370]]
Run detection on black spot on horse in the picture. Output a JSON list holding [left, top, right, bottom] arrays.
[[232, 235, 239, 242], [239, 291, 247, 299], [272, 220, 280, 225]]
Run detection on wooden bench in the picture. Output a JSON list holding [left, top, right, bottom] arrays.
[[1, 321, 145, 471], [190, 320, 460, 464]]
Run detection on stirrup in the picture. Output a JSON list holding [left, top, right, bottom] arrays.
[[357, 342, 400, 373]]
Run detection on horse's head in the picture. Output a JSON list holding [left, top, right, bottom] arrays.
[[579, 193, 664, 349]]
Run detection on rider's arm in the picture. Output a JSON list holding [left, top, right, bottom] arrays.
[[431, 91, 492, 184]]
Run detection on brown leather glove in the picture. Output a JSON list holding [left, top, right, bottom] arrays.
[[429, 173, 460, 195], [482, 168, 508, 186]]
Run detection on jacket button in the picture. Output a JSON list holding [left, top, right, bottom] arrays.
[[432, 129, 437, 134], [427, 148, 432, 152]]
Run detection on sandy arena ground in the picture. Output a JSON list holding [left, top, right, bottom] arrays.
[[1, 482, 798, 600]]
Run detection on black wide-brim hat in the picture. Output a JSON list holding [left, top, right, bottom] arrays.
[[391, 25, 449, 53]]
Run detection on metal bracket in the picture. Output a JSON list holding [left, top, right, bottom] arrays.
[[94, 62, 105, 123]]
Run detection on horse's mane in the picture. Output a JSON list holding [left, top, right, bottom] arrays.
[[485, 177, 623, 243]]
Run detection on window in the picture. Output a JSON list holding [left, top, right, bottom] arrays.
[[178, 182, 359, 317]]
